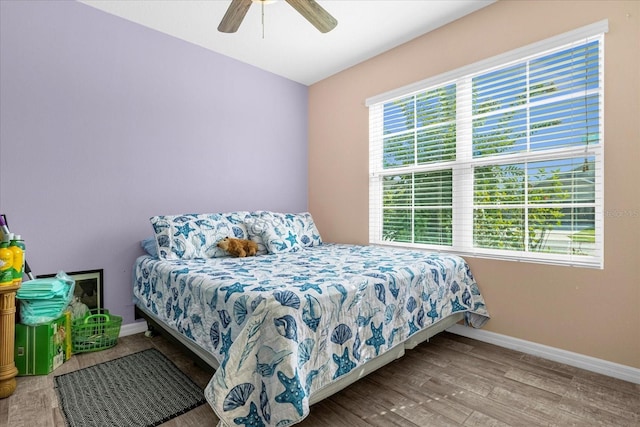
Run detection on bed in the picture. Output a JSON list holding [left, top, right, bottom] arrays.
[[133, 211, 490, 427]]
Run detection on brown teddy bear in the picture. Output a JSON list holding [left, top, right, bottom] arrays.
[[217, 237, 258, 258]]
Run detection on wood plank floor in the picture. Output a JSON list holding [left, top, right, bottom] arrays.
[[1, 331, 638, 426]]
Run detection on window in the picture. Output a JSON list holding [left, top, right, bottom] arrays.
[[367, 21, 607, 268]]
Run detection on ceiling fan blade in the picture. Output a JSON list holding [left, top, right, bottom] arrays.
[[218, 0, 253, 33], [285, 0, 337, 33]]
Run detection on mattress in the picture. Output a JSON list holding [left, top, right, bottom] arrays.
[[133, 243, 489, 427]]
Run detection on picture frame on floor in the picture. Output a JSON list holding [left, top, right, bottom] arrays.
[[38, 269, 104, 311]]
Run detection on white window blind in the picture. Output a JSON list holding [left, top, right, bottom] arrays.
[[368, 21, 607, 268]]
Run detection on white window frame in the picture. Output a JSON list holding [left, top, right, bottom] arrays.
[[367, 20, 607, 269]]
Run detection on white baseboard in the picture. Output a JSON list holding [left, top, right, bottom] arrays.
[[447, 324, 640, 385], [119, 319, 639, 384], [119, 320, 148, 337]]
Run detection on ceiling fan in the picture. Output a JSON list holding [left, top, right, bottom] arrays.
[[218, 0, 338, 34]]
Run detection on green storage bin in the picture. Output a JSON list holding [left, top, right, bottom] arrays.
[[71, 309, 121, 353], [14, 311, 72, 375]]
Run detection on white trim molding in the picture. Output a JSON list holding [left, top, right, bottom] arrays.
[[120, 319, 639, 384], [447, 324, 640, 385], [119, 320, 148, 337]]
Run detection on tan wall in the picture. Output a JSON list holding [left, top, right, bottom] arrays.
[[309, 0, 640, 368]]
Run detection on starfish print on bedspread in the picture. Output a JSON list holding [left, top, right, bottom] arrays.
[[275, 369, 306, 417], [427, 298, 439, 322], [172, 302, 183, 321], [286, 231, 298, 247], [365, 322, 385, 356], [451, 296, 467, 312], [142, 281, 150, 298], [296, 282, 323, 294], [220, 282, 249, 303], [220, 330, 233, 368], [408, 318, 420, 336], [332, 348, 356, 379], [233, 402, 265, 427], [174, 223, 195, 238]]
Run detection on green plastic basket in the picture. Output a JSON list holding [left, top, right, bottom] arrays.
[[71, 309, 122, 353]]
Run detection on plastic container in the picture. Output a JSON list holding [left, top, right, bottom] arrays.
[[71, 309, 122, 353], [0, 236, 13, 286], [17, 273, 75, 325]]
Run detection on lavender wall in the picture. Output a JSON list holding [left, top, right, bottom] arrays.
[[0, 1, 309, 325]]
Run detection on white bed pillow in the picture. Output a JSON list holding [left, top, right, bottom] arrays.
[[246, 211, 322, 254], [150, 212, 251, 260]]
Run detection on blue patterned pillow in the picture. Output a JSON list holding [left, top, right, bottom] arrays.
[[246, 211, 322, 254], [150, 212, 251, 260], [141, 237, 158, 257]]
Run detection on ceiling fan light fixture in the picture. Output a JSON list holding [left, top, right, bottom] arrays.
[[218, 0, 337, 34]]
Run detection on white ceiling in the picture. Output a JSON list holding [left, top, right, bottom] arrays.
[[79, 0, 495, 86]]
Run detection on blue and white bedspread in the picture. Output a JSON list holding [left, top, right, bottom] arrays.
[[133, 243, 489, 427]]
